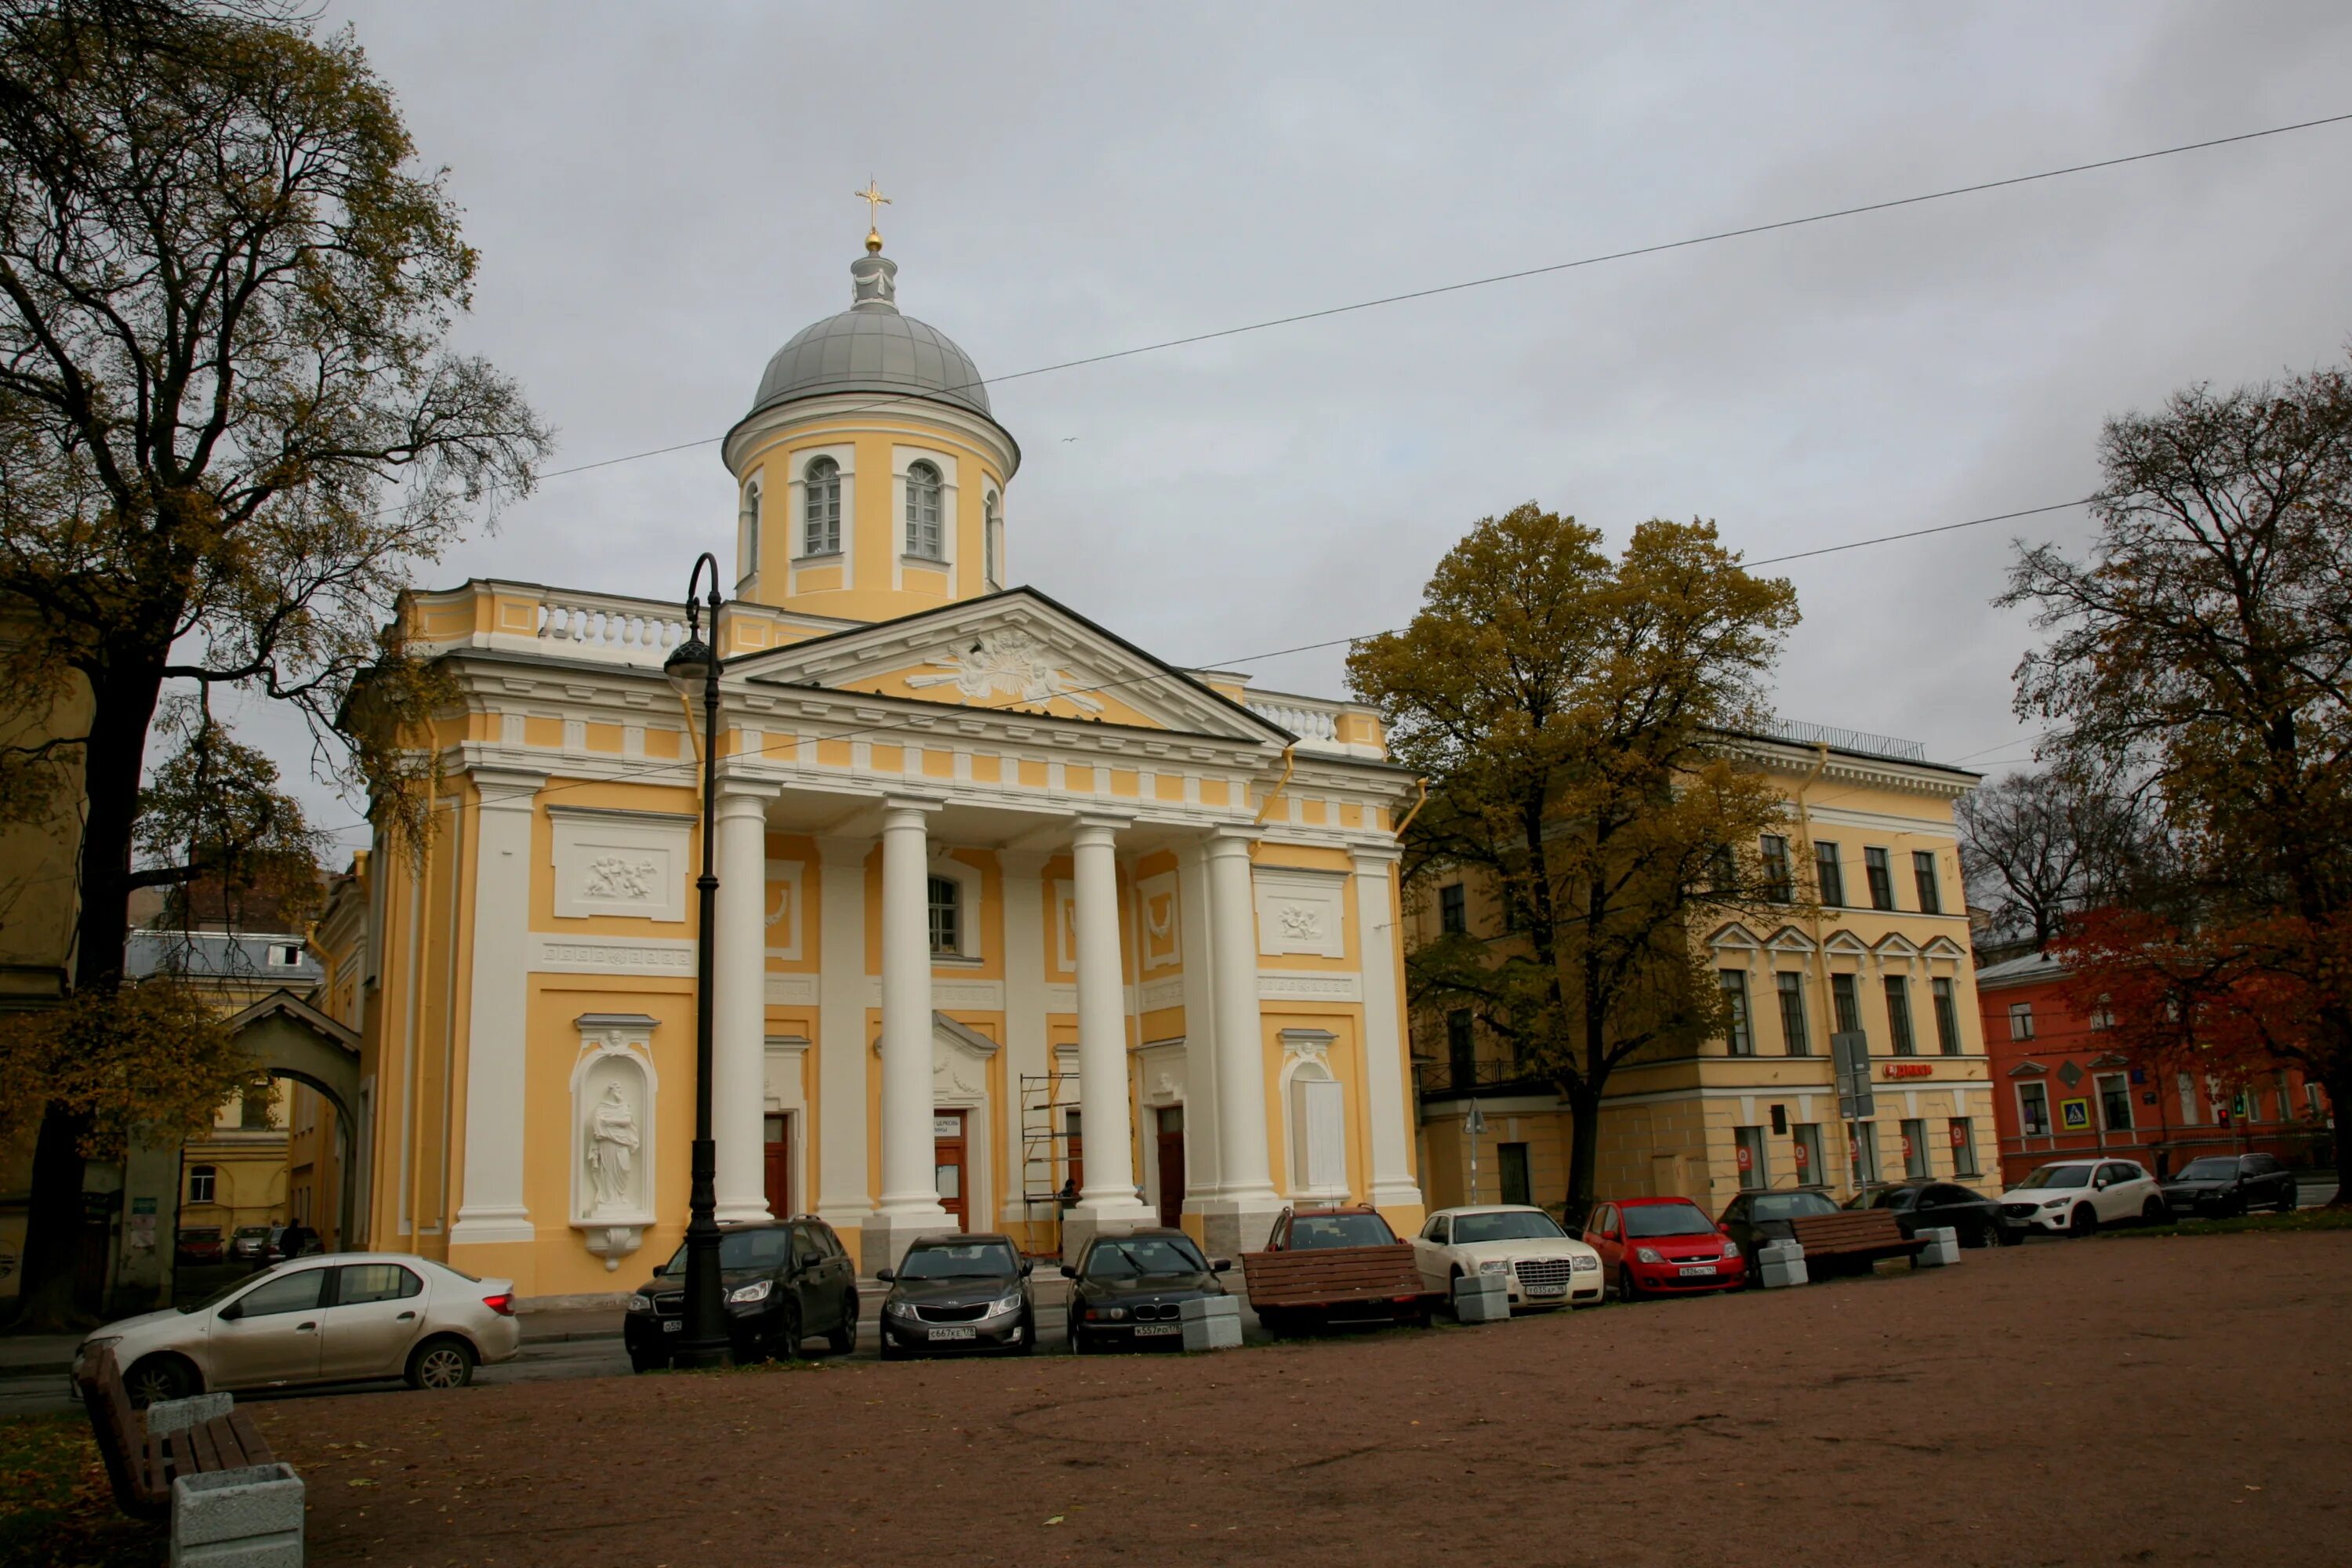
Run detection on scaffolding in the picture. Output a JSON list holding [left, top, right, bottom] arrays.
[[1018, 1072, 1078, 1258]]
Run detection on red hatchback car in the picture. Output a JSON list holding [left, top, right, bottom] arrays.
[[1581, 1197, 1748, 1299]]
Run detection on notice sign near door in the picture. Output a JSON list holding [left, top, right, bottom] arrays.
[[2059, 1098, 2092, 1131]]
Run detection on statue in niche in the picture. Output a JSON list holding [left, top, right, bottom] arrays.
[[586, 1083, 641, 1212]]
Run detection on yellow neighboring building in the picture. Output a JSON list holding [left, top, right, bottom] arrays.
[[1414, 726, 1990, 1214], [314, 230, 1425, 1298]]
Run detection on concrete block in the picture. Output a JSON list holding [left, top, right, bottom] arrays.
[[1179, 1294, 1240, 1323], [171, 1463, 303, 1568], [147, 1392, 233, 1437], [1758, 1240, 1808, 1289], [1915, 1226, 1960, 1268], [1182, 1313, 1243, 1352], [1453, 1273, 1509, 1322]]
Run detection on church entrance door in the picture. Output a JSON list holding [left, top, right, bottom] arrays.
[[934, 1112, 968, 1232], [764, 1113, 793, 1219], [1155, 1107, 1186, 1228]]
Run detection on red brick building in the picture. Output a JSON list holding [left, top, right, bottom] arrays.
[[1973, 950, 2335, 1185]]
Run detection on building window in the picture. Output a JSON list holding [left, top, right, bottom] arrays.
[[741, 477, 762, 577], [2310, 1082, 2328, 1120], [1438, 882, 1467, 935], [2178, 1073, 2201, 1126], [1792, 1122, 1825, 1185], [2018, 1081, 2052, 1137], [1814, 842, 1845, 907], [905, 460, 944, 559], [1932, 977, 1962, 1055], [265, 942, 303, 968], [1912, 851, 1942, 915], [1734, 1125, 1768, 1191], [1446, 1010, 1475, 1090], [1720, 970, 1754, 1056], [1759, 835, 1793, 902], [1708, 844, 1737, 895], [2007, 1001, 2035, 1041], [2089, 996, 2115, 1030], [1900, 1117, 1930, 1178], [1864, 847, 1896, 911], [802, 456, 841, 556], [1949, 1116, 1980, 1176], [2098, 1073, 2133, 1132], [927, 874, 960, 956], [1883, 975, 1916, 1057], [1850, 1123, 1882, 1185], [241, 1085, 274, 1130], [1498, 1142, 1532, 1207], [983, 491, 1003, 589], [187, 1164, 216, 1204], [1830, 972, 1862, 1036], [1775, 971, 1810, 1057]]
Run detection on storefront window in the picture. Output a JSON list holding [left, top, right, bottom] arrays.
[[1949, 1116, 1980, 1176], [1900, 1117, 1929, 1178], [1792, 1123, 1825, 1185], [1734, 1125, 1768, 1191]]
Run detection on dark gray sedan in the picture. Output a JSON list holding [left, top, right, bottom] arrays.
[[2161, 1153, 2297, 1218], [877, 1234, 1035, 1359]]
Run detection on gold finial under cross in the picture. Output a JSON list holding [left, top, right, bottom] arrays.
[[855, 178, 891, 253]]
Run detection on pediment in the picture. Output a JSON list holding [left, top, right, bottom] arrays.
[[732, 589, 1286, 746], [1921, 935, 1968, 960], [1765, 925, 1817, 955], [1706, 920, 1764, 952]]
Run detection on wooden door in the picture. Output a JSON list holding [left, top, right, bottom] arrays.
[[934, 1112, 968, 1232], [763, 1113, 792, 1219], [1155, 1106, 1185, 1228]]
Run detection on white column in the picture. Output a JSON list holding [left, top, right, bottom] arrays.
[[1352, 844, 1425, 1214], [874, 798, 948, 1218], [1070, 816, 1149, 1220], [1175, 840, 1223, 1202], [996, 849, 1051, 1230], [1200, 827, 1278, 1255], [448, 768, 545, 1248], [815, 837, 871, 1236], [713, 784, 775, 1221]]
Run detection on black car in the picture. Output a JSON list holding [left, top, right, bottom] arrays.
[[623, 1218, 858, 1371], [876, 1233, 1036, 1359], [2161, 1152, 2298, 1218], [1062, 1229, 1231, 1355], [1715, 1189, 1841, 1272], [1846, 1180, 2019, 1247]]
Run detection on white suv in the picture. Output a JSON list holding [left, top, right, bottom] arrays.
[[1998, 1158, 2169, 1236]]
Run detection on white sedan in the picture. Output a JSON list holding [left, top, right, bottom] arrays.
[[1998, 1158, 2169, 1236], [1411, 1205, 1606, 1309], [74, 1253, 523, 1406]]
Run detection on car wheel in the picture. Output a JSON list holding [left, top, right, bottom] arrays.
[[879, 1339, 904, 1363], [627, 1348, 659, 1374], [1011, 1314, 1036, 1356], [2280, 1186, 2298, 1214], [825, 1293, 857, 1356], [1618, 1266, 1641, 1302], [1069, 1325, 1089, 1355], [2069, 1205, 2096, 1237], [124, 1354, 194, 1409], [405, 1336, 476, 1391], [2141, 1196, 2168, 1225], [1998, 1223, 2024, 1247], [771, 1301, 804, 1361]]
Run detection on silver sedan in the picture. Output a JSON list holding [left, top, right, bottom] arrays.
[[74, 1253, 522, 1406]]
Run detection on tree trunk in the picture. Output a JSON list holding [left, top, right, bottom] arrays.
[[1559, 1078, 1604, 1228], [6, 659, 164, 1332]]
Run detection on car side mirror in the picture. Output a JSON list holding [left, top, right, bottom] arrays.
[[216, 1301, 241, 1323], [1059, 1263, 1076, 1279], [1718, 1223, 1733, 1236], [1018, 1259, 1033, 1277], [1211, 1258, 1232, 1273], [875, 1268, 896, 1283]]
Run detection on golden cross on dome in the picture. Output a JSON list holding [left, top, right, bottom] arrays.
[[855, 178, 891, 252]]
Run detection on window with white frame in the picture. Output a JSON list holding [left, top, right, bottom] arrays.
[[2007, 1001, 2035, 1041], [927, 874, 960, 956], [905, 460, 944, 560], [1720, 969, 1754, 1056], [802, 457, 841, 556], [983, 490, 1003, 589], [741, 477, 763, 576], [2097, 1073, 2132, 1132], [2178, 1072, 2201, 1125], [2018, 1081, 2051, 1137], [187, 1163, 216, 1204]]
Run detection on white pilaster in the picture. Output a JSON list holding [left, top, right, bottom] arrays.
[[1199, 826, 1279, 1257], [815, 837, 872, 1237], [868, 797, 949, 1269], [996, 849, 1051, 1230], [448, 768, 545, 1247], [1352, 844, 1425, 1214], [1065, 815, 1153, 1254], [1175, 839, 1222, 1202], [713, 783, 775, 1221]]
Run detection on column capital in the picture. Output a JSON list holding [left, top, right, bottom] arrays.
[[1347, 840, 1404, 869], [713, 772, 782, 802], [1070, 812, 1131, 849], [1202, 825, 1260, 856], [880, 793, 946, 826], [713, 786, 776, 822], [469, 766, 546, 810]]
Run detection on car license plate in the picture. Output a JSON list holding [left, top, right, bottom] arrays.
[[662, 1319, 682, 1333], [928, 1326, 977, 1341], [1677, 1265, 1718, 1277], [1528, 1283, 1566, 1297], [1134, 1322, 1181, 1336]]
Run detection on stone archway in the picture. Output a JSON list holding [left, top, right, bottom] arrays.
[[221, 990, 363, 1247]]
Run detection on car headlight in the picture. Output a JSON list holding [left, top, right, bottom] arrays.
[[1478, 1260, 1510, 1275], [1569, 1254, 1599, 1272], [885, 1299, 918, 1319], [1635, 1247, 1664, 1264], [1087, 1305, 1128, 1322], [988, 1292, 1022, 1317], [625, 1294, 652, 1312], [2042, 1199, 2067, 1208], [727, 1279, 773, 1305], [75, 1334, 121, 1370], [1722, 1240, 1744, 1261]]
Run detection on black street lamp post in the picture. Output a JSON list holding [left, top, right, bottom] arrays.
[[663, 552, 729, 1368]]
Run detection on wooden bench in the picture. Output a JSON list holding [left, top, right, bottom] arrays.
[[1788, 1210, 1929, 1272], [1242, 1243, 1434, 1330], [75, 1347, 277, 1521]]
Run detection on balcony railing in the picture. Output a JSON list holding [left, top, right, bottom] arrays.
[[1751, 719, 1928, 764]]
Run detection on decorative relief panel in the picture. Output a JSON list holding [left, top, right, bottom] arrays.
[[764, 858, 805, 960], [568, 1014, 659, 1271], [1258, 971, 1363, 1003], [766, 974, 818, 1007], [532, 935, 695, 976], [1138, 871, 1181, 971], [550, 807, 692, 924], [1252, 866, 1350, 959], [1138, 975, 1185, 1014], [906, 630, 1106, 715]]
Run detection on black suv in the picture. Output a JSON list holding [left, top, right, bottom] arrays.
[[2161, 1152, 2298, 1218], [877, 1232, 1036, 1359], [623, 1218, 858, 1370], [1063, 1229, 1230, 1354]]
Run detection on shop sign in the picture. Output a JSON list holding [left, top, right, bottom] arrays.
[[1735, 1143, 1753, 1172], [1793, 1139, 1810, 1168], [1882, 1062, 1933, 1080], [1948, 1123, 1967, 1147]]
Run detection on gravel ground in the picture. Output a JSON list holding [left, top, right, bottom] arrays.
[[253, 1230, 2352, 1567]]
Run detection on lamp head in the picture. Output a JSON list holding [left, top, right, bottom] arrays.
[[663, 635, 716, 695]]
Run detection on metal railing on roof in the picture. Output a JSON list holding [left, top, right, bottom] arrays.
[[1754, 719, 1928, 764]]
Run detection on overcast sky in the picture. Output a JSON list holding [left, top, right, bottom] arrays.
[[265, 1, 2352, 846]]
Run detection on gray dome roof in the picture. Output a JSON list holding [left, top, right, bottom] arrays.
[[747, 249, 993, 420]]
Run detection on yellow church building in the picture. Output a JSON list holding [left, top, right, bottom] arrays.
[[1413, 725, 1992, 1214], [318, 227, 1425, 1299]]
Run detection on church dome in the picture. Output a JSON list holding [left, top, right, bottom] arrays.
[[746, 248, 993, 420]]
